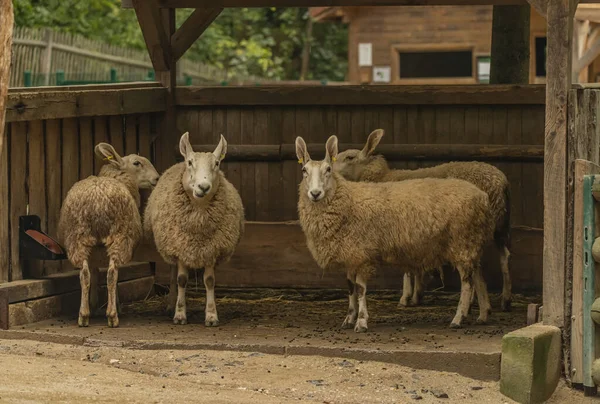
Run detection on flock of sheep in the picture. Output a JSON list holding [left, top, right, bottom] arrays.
[[57, 129, 511, 333]]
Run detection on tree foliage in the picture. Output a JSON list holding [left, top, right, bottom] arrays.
[[14, 1, 348, 81]]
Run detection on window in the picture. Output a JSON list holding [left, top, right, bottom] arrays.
[[477, 56, 491, 83], [535, 37, 547, 77], [398, 50, 473, 79]]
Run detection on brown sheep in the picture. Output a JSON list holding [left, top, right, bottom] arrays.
[[58, 143, 159, 328]]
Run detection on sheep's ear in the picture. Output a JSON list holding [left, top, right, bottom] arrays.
[[361, 129, 384, 157], [295, 136, 310, 165], [179, 132, 193, 159], [325, 135, 339, 163], [213, 134, 227, 161], [94, 143, 123, 168]]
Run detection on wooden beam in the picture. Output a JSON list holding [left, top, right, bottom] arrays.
[[176, 85, 547, 106], [527, 0, 548, 17], [5, 87, 167, 123], [0, 0, 13, 284], [171, 8, 223, 61], [185, 143, 545, 162], [543, 0, 578, 329], [132, 0, 172, 72], [575, 33, 600, 73]]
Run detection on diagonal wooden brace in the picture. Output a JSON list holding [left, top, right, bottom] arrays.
[[172, 8, 223, 61]]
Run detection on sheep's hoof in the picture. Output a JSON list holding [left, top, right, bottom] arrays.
[[475, 317, 488, 325], [341, 316, 356, 329], [205, 315, 219, 327], [449, 322, 462, 329], [173, 312, 187, 325], [501, 298, 512, 312], [107, 315, 119, 328], [354, 319, 368, 333], [398, 297, 411, 308], [78, 314, 89, 327]]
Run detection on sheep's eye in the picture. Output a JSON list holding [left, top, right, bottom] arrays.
[[188, 160, 193, 167], [346, 156, 354, 161], [133, 161, 141, 167], [326, 166, 331, 173]]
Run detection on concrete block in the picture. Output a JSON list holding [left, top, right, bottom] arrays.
[[500, 324, 561, 404]]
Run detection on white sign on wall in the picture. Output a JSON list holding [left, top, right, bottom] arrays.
[[358, 43, 372, 67], [373, 66, 391, 83]]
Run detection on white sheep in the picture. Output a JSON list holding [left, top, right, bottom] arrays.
[[58, 143, 159, 327], [334, 129, 512, 311], [144, 132, 244, 326], [296, 135, 493, 331]]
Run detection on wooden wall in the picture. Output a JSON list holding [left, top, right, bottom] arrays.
[[0, 83, 165, 283], [174, 85, 546, 291]]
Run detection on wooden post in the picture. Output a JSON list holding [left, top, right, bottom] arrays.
[[544, 0, 577, 328], [40, 28, 54, 86], [490, 5, 531, 84], [0, 0, 14, 285]]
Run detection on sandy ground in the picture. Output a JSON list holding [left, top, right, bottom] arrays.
[[0, 339, 592, 404]]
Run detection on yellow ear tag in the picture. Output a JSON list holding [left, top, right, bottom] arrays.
[[220, 154, 225, 160], [298, 158, 303, 165], [104, 156, 113, 161], [332, 157, 337, 162]]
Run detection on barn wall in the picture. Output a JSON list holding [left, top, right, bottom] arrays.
[[173, 85, 545, 292]]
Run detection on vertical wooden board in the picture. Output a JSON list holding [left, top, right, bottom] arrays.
[[336, 108, 352, 144], [392, 107, 408, 170], [124, 115, 139, 155], [364, 107, 379, 138], [45, 120, 62, 274], [254, 108, 270, 222], [406, 106, 419, 169], [295, 108, 310, 193], [212, 109, 227, 174], [522, 106, 545, 229], [93, 117, 109, 175], [109, 116, 125, 157], [138, 114, 152, 160], [492, 107, 509, 177], [28, 120, 46, 278], [477, 106, 495, 145], [464, 107, 480, 144], [0, 125, 9, 283], [281, 107, 297, 220], [448, 106, 465, 145], [79, 118, 94, 179], [240, 108, 256, 220], [225, 108, 242, 194], [9, 122, 28, 281], [350, 107, 365, 145], [61, 118, 79, 273], [268, 108, 283, 221], [506, 107, 524, 226], [176, 108, 199, 146], [418, 106, 436, 169], [377, 106, 394, 145], [197, 108, 214, 144], [434, 107, 450, 145]]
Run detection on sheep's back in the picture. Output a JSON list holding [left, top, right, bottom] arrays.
[[145, 163, 244, 268], [58, 176, 142, 265]]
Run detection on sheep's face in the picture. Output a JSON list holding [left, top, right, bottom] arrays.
[[296, 135, 338, 203], [94, 143, 159, 189], [121, 155, 160, 189], [333, 129, 384, 181], [179, 132, 227, 199]]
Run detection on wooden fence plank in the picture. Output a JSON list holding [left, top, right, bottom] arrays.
[[225, 108, 242, 195], [93, 117, 109, 175], [0, 124, 9, 283], [138, 114, 152, 159], [281, 107, 297, 220], [125, 115, 139, 155], [109, 115, 125, 156], [254, 108, 270, 221], [27, 120, 46, 277], [79, 118, 94, 179], [240, 108, 255, 220], [45, 119, 62, 275], [267, 108, 283, 221], [10, 122, 27, 281]]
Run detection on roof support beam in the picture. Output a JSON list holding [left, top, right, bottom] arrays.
[[132, 0, 172, 71], [575, 27, 600, 74], [526, 0, 548, 17], [171, 8, 223, 61]]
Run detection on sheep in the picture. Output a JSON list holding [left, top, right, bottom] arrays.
[[296, 135, 493, 331], [334, 129, 512, 311], [144, 132, 244, 326], [58, 143, 159, 328]]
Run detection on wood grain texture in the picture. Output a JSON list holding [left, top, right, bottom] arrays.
[[0, 124, 9, 283], [109, 115, 125, 156], [171, 8, 222, 61], [132, 0, 171, 71], [79, 118, 94, 179], [543, 0, 575, 328], [27, 120, 46, 278], [9, 122, 27, 281], [176, 86, 546, 106], [44, 119, 62, 275]]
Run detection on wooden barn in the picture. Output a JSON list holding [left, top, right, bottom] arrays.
[[1, 0, 600, 401], [310, 4, 600, 85]]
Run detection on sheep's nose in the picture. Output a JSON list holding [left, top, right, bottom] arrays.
[[310, 190, 321, 199], [199, 184, 211, 193], [152, 176, 159, 184]]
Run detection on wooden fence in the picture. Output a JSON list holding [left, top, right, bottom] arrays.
[[10, 27, 258, 87]]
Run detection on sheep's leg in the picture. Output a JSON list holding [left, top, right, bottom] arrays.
[[398, 273, 413, 307], [499, 246, 512, 312], [173, 261, 188, 325], [450, 271, 472, 329], [106, 259, 119, 328], [204, 266, 219, 327], [473, 268, 492, 324], [89, 267, 101, 317], [354, 273, 369, 333], [78, 260, 91, 327], [411, 272, 425, 306], [166, 265, 177, 316], [342, 273, 358, 329]]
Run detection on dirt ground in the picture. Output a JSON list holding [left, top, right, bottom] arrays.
[[0, 289, 593, 403]]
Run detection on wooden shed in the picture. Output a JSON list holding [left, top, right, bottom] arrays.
[[0, 0, 599, 398], [310, 4, 600, 85]]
